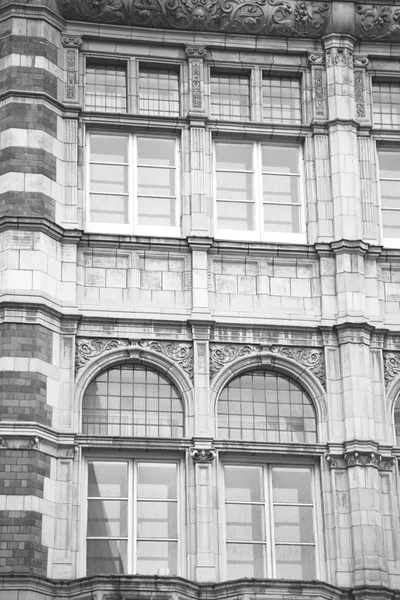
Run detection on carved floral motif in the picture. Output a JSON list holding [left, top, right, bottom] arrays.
[[313, 68, 324, 116], [75, 338, 131, 371], [58, 0, 331, 37], [190, 448, 216, 462], [270, 346, 326, 387], [383, 351, 400, 388], [356, 4, 400, 40], [326, 452, 395, 470], [354, 70, 365, 118], [191, 60, 202, 108], [209, 344, 262, 378], [326, 47, 353, 67], [138, 340, 194, 379]]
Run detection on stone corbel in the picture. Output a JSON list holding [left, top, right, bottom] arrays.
[[185, 45, 207, 115], [190, 447, 216, 463], [61, 34, 83, 103], [326, 451, 396, 471]]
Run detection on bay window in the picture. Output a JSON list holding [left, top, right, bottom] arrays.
[[215, 141, 304, 242], [86, 459, 180, 576], [87, 132, 180, 236], [223, 464, 318, 580]]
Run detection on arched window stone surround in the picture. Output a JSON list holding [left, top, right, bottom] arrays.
[[74, 346, 194, 436], [210, 350, 327, 442], [386, 375, 400, 447]]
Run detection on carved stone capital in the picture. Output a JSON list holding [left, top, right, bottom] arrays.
[[308, 52, 325, 65], [383, 351, 400, 389], [185, 45, 207, 58], [353, 55, 369, 68], [326, 451, 395, 470], [326, 47, 353, 67], [209, 344, 262, 378], [61, 35, 83, 48], [190, 448, 216, 462]]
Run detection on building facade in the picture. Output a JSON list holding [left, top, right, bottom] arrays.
[[1, 0, 400, 599]]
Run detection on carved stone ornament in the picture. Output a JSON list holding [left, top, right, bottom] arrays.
[[209, 344, 262, 378], [326, 47, 353, 67], [326, 451, 395, 470], [75, 338, 194, 379], [190, 447, 216, 462], [383, 351, 400, 389], [191, 60, 202, 108], [355, 4, 400, 41], [354, 70, 365, 118], [270, 346, 326, 387], [185, 45, 207, 58], [138, 340, 194, 379], [58, 0, 331, 38], [313, 68, 325, 116], [61, 35, 83, 48], [66, 50, 77, 99], [308, 52, 325, 65]]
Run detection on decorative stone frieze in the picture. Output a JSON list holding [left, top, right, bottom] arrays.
[[355, 4, 400, 41], [326, 47, 353, 67], [58, 0, 331, 37], [209, 344, 262, 378], [138, 340, 194, 379], [75, 338, 194, 378], [270, 346, 326, 387], [190, 448, 216, 462], [0, 436, 41, 450], [326, 452, 396, 470], [383, 351, 400, 389]]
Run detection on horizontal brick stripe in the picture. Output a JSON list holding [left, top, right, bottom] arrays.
[[0, 103, 57, 136], [0, 147, 56, 181], [0, 191, 55, 220], [0, 450, 51, 497], [0, 371, 51, 426], [0, 67, 57, 98], [0, 511, 47, 574], [0, 36, 58, 65], [0, 324, 53, 363]]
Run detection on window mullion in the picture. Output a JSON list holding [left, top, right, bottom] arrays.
[[132, 459, 138, 574], [131, 134, 136, 235], [265, 465, 274, 578], [255, 143, 263, 241]]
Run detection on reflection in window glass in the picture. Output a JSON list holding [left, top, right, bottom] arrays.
[[263, 77, 301, 124], [373, 82, 400, 127], [211, 73, 250, 120], [218, 370, 316, 443], [224, 465, 316, 580], [82, 364, 184, 437], [395, 396, 400, 445], [378, 149, 400, 239], [86, 63, 127, 113], [139, 67, 179, 116]]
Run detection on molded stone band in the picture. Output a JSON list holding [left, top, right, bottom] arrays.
[[57, 1, 400, 42]]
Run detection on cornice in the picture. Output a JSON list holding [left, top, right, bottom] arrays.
[[58, 1, 400, 43]]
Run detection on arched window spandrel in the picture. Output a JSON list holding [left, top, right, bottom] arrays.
[[82, 364, 184, 438], [218, 370, 316, 443]]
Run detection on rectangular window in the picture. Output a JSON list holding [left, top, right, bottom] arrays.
[[211, 72, 250, 120], [378, 149, 400, 242], [224, 465, 317, 580], [263, 77, 301, 124], [139, 67, 180, 116], [86, 63, 127, 113], [373, 82, 400, 127], [87, 132, 180, 236], [215, 141, 304, 242], [86, 460, 180, 576]]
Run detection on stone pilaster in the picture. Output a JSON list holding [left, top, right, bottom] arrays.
[[61, 35, 82, 106]]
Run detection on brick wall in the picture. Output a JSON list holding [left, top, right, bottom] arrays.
[[0, 35, 58, 64], [0, 450, 50, 497], [0, 67, 58, 98], [0, 103, 57, 137], [0, 147, 57, 180], [0, 192, 56, 219], [0, 324, 53, 362], [0, 511, 47, 574], [0, 372, 51, 426]]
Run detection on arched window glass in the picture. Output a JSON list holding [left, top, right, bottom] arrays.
[[82, 364, 184, 437], [395, 397, 400, 445], [218, 370, 316, 443]]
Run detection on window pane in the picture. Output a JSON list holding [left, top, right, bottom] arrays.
[[87, 500, 128, 537], [263, 174, 299, 204], [138, 167, 175, 196], [264, 203, 301, 234], [373, 82, 400, 127], [217, 172, 253, 201], [211, 73, 250, 120], [275, 545, 316, 579], [137, 541, 178, 575], [225, 466, 263, 502], [90, 164, 128, 194], [262, 146, 299, 173], [272, 468, 312, 503], [88, 462, 128, 497], [137, 463, 177, 499], [139, 68, 179, 117], [90, 135, 128, 163], [274, 506, 314, 543], [216, 143, 253, 171], [382, 209, 400, 237], [226, 504, 265, 541], [137, 501, 177, 538], [217, 201, 255, 230], [263, 77, 301, 124], [138, 138, 175, 166], [138, 196, 176, 226], [226, 543, 266, 579], [90, 194, 128, 224], [86, 64, 127, 113], [87, 540, 127, 575], [380, 180, 400, 208]]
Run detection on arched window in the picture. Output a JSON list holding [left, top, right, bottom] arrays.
[[395, 397, 400, 445], [218, 370, 316, 443], [82, 364, 184, 437]]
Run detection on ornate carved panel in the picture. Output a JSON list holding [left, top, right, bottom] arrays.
[[58, 0, 331, 37], [326, 47, 353, 67], [354, 70, 365, 118], [209, 344, 262, 378], [383, 351, 400, 389], [270, 346, 326, 387], [326, 452, 396, 471], [190, 448, 216, 462], [355, 4, 400, 41], [75, 338, 194, 378]]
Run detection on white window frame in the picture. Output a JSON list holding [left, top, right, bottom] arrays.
[[376, 145, 400, 248], [219, 460, 323, 582], [81, 455, 184, 578], [213, 140, 306, 243], [86, 131, 181, 238]]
